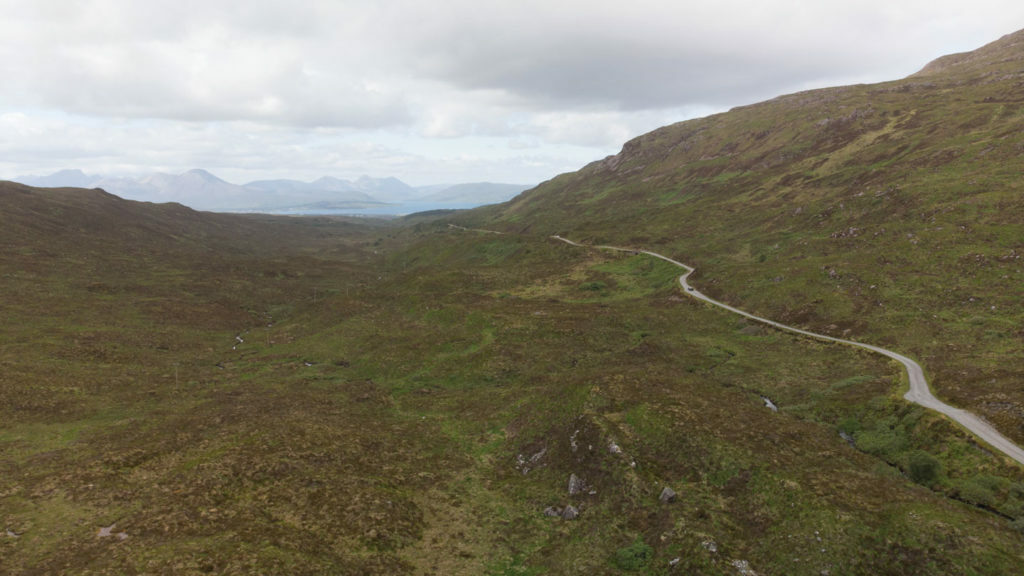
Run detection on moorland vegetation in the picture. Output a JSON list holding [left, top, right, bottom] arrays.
[[3, 28, 1024, 575]]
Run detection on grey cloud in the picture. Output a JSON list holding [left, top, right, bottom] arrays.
[[3, 1, 411, 128], [417, 45, 827, 110], [3, 0, 1024, 184], [387, 0, 1024, 111], [7, 0, 1024, 127]]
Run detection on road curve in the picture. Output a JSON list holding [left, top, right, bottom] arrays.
[[552, 235, 1024, 467]]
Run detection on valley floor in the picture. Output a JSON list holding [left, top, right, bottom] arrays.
[[2, 206, 1023, 574]]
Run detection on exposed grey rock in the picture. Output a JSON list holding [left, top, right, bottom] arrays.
[[669, 557, 681, 566], [730, 559, 759, 575], [97, 523, 128, 540], [543, 506, 562, 517], [608, 441, 622, 454], [839, 431, 855, 446], [561, 505, 579, 520], [659, 486, 677, 503], [702, 539, 718, 553], [515, 446, 547, 474], [568, 473, 584, 495]]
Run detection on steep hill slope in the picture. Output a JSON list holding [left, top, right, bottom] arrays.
[[470, 28, 1024, 445]]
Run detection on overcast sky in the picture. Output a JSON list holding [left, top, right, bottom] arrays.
[[2, 1, 1023, 186]]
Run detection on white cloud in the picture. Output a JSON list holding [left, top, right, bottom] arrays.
[[2, 0, 1023, 185]]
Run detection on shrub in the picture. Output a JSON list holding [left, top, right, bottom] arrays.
[[906, 450, 941, 485], [855, 428, 907, 459], [614, 537, 654, 571], [959, 477, 997, 507], [838, 417, 861, 435]]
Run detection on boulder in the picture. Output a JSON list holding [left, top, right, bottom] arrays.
[[568, 473, 584, 495], [659, 486, 677, 503], [561, 505, 579, 520]]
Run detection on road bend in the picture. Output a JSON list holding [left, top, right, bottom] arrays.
[[552, 235, 1024, 467]]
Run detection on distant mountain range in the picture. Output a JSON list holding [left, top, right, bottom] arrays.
[[419, 182, 531, 204], [10, 169, 533, 213]]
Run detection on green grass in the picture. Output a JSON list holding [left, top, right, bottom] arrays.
[[3, 211, 1023, 572]]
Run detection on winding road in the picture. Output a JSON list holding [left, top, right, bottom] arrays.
[[552, 235, 1024, 467]]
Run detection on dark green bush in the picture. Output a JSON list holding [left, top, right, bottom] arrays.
[[614, 537, 654, 571], [907, 450, 941, 485]]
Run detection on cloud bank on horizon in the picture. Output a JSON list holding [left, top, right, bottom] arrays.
[[2, 0, 1023, 185]]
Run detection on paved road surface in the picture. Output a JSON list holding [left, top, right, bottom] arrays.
[[552, 235, 1024, 466]]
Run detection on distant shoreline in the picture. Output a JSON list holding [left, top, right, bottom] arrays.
[[249, 201, 485, 217]]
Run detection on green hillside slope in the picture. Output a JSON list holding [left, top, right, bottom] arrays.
[[470, 29, 1024, 446]]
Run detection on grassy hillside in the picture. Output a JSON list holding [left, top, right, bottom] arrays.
[[466, 29, 1024, 448], [3, 182, 1024, 573]]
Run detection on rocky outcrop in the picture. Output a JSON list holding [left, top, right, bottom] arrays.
[[541, 505, 580, 521]]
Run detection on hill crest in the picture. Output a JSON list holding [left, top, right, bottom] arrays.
[[911, 28, 1024, 78]]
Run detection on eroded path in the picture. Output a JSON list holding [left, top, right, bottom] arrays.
[[552, 235, 1024, 467]]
